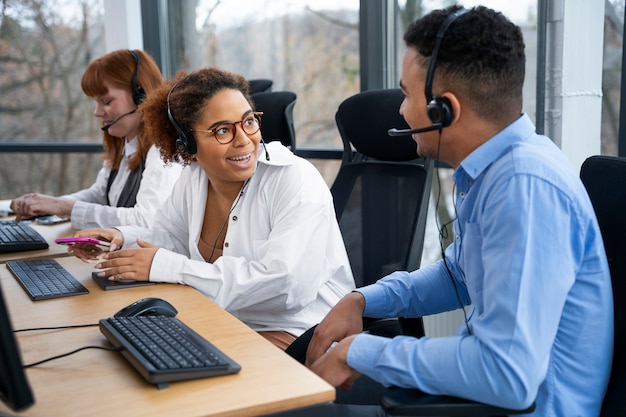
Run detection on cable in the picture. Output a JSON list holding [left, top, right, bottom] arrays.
[[433, 131, 472, 336], [14, 323, 98, 333], [207, 178, 250, 262], [23, 345, 123, 368], [14, 323, 122, 368]]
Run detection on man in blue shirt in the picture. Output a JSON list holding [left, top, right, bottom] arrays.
[[306, 5, 613, 416]]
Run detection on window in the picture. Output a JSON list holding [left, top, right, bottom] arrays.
[[160, 0, 360, 184], [0, 0, 622, 205], [0, 0, 106, 197]]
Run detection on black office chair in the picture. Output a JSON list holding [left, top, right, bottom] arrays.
[[285, 89, 432, 364], [248, 78, 273, 94], [251, 91, 297, 150], [380, 387, 535, 416], [580, 155, 626, 417], [333, 89, 430, 284], [331, 89, 433, 338]]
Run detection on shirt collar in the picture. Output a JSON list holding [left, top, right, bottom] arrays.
[[123, 136, 139, 158], [454, 113, 536, 183]]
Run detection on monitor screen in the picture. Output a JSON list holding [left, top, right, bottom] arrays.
[[0, 279, 34, 412]]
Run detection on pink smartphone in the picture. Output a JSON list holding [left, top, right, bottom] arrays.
[[55, 237, 111, 250]]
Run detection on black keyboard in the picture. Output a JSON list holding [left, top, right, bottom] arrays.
[[6, 259, 89, 301], [100, 315, 241, 387], [0, 220, 48, 253]]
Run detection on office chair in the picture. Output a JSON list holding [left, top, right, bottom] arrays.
[[251, 91, 297, 150], [331, 88, 433, 338], [332, 88, 431, 281], [247, 78, 273, 94], [580, 155, 626, 417], [285, 89, 432, 364]]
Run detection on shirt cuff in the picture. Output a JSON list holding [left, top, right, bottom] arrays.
[[116, 226, 140, 249], [356, 284, 389, 317], [149, 248, 186, 284], [69, 200, 88, 229], [346, 332, 390, 381]]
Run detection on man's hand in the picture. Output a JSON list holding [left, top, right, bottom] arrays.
[[306, 291, 366, 367], [310, 335, 362, 390]]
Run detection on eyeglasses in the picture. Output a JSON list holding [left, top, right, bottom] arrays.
[[191, 112, 263, 144]]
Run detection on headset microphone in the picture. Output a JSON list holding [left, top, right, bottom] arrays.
[[388, 124, 442, 137], [101, 109, 137, 131], [260, 138, 271, 161]]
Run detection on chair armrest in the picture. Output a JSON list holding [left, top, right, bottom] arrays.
[[380, 386, 535, 416]]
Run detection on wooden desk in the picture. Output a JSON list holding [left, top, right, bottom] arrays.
[[0, 219, 75, 263], [0, 256, 335, 417]]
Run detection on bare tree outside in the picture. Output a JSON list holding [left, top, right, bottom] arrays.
[[0, 0, 105, 198]]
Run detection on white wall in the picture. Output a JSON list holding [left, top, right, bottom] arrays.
[[103, 0, 144, 52]]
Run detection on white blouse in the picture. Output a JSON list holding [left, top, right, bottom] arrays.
[[117, 142, 355, 336], [63, 138, 182, 230]]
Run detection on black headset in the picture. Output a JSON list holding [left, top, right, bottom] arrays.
[[129, 50, 147, 105], [167, 83, 197, 155], [424, 8, 468, 128]]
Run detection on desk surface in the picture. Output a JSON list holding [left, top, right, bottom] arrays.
[[0, 216, 75, 263], [0, 256, 334, 417]]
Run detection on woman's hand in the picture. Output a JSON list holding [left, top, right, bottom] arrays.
[[93, 238, 158, 282], [70, 228, 124, 261], [11, 193, 74, 222]]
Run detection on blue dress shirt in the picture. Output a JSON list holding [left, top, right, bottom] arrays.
[[348, 114, 613, 416]]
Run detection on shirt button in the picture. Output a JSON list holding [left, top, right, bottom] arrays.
[[232, 215, 238, 221], [456, 235, 460, 241], [459, 191, 465, 198], [224, 242, 229, 248]]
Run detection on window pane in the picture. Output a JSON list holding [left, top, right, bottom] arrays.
[[166, 0, 357, 185], [0, 0, 105, 197], [191, 0, 360, 151], [602, 0, 624, 155]]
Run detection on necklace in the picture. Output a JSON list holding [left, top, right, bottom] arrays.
[[207, 179, 250, 262]]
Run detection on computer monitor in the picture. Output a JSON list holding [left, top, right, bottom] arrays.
[[0, 279, 34, 412]]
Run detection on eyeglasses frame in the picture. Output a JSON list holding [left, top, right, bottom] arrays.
[[190, 111, 263, 145]]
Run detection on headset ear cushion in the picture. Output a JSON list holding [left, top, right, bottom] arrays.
[[427, 97, 453, 127], [134, 87, 147, 105], [174, 133, 197, 155], [175, 137, 188, 154]]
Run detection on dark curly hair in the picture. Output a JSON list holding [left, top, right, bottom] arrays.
[[139, 67, 253, 167], [404, 5, 525, 123]]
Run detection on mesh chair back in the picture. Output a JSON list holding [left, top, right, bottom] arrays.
[[285, 89, 431, 363], [335, 88, 418, 165], [332, 88, 431, 287], [332, 162, 429, 287]]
